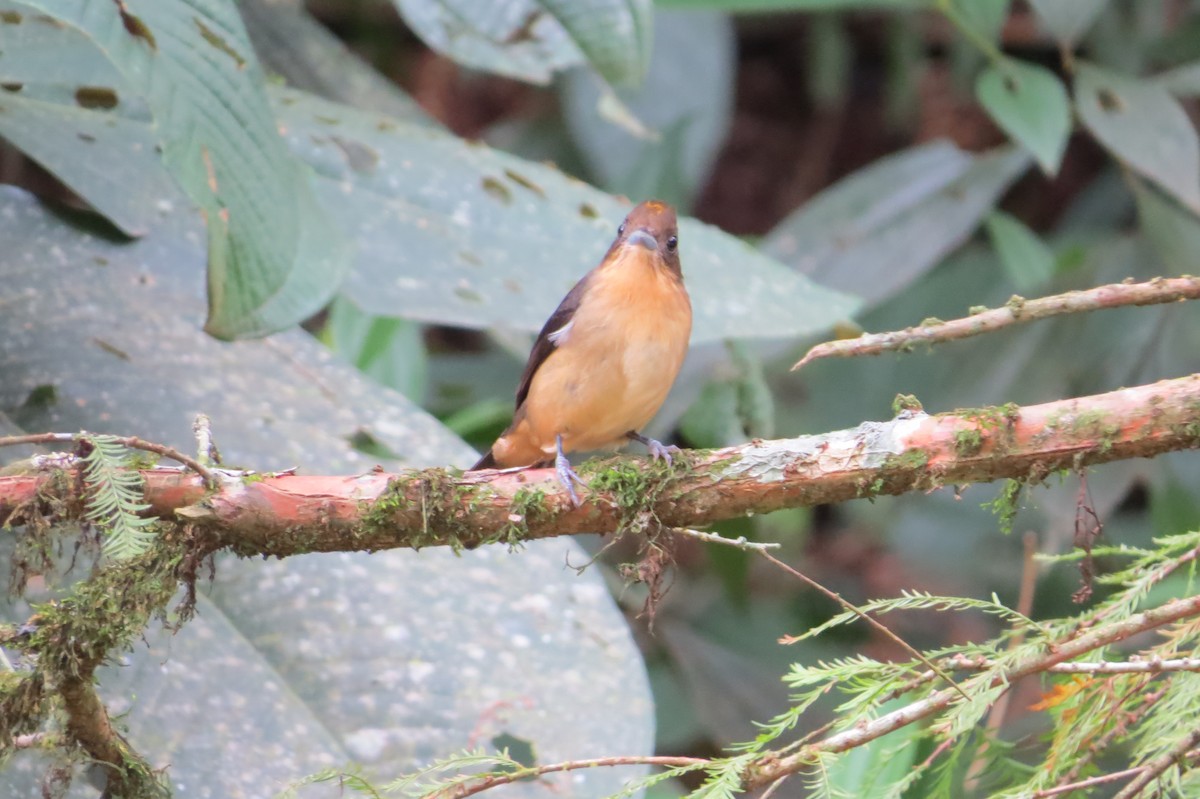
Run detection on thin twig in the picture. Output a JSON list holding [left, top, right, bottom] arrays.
[[1113, 730, 1200, 799], [1038, 746, 1200, 798], [426, 755, 709, 799], [671, 527, 781, 552], [0, 432, 218, 489], [758, 551, 969, 702], [792, 276, 1200, 371], [757, 775, 792, 799]]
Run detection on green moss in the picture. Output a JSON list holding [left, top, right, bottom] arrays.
[[883, 449, 929, 471], [493, 486, 548, 550], [579, 453, 692, 537], [124, 452, 161, 470], [920, 316, 945, 327], [1057, 409, 1123, 453], [379, 470, 476, 553], [955, 428, 984, 457], [983, 478, 1023, 535], [892, 394, 924, 416], [952, 404, 1022, 456]]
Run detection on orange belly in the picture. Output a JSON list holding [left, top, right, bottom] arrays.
[[492, 258, 691, 466]]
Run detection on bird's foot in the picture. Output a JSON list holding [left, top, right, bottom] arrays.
[[555, 435, 586, 507], [627, 431, 680, 465]]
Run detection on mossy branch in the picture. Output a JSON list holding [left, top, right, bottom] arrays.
[[2, 374, 1200, 556]]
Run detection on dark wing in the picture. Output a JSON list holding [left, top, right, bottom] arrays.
[[512, 270, 593, 410]]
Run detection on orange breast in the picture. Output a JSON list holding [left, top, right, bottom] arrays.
[[514, 252, 691, 461]]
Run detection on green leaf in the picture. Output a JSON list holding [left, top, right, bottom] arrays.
[[1026, 0, 1109, 46], [0, 89, 176, 236], [537, 0, 654, 86], [391, 0, 653, 86], [1074, 61, 1200, 215], [18, 0, 349, 338], [238, 0, 435, 124], [325, 295, 428, 402], [764, 141, 1031, 309], [272, 88, 859, 343], [949, 0, 1010, 44], [984, 211, 1056, 290], [976, 59, 1071, 175], [1155, 60, 1200, 98], [1132, 176, 1200, 275], [559, 8, 735, 208], [0, 1, 124, 84]]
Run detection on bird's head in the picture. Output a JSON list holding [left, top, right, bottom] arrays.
[[607, 200, 682, 277]]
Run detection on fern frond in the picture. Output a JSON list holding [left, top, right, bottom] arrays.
[[81, 433, 157, 559], [784, 591, 1042, 645]]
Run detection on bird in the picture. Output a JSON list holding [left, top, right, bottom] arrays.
[[471, 200, 693, 505]]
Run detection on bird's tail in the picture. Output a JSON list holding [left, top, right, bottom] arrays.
[[471, 449, 497, 470]]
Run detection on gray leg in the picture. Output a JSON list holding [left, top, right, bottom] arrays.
[[626, 431, 679, 465], [555, 434, 585, 507]]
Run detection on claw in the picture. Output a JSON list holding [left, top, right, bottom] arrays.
[[626, 431, 680, 465], [555, 434, 585, 507]]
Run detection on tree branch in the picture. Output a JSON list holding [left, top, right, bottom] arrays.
[[744, 590, 1200, 788], [792, 276, 1200, 371], [3, 375, 1200, 555]]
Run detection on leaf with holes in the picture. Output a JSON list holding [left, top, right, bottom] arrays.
[[273, 88, 858, 342], [18, 0, 349, 339], [1075, 61, 1200, 215], [977, 59, 1070, 175]]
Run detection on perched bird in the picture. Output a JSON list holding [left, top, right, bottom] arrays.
[[472, 200, 693, 504]]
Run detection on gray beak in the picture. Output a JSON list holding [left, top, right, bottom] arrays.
[[626, 229, 658, 251]]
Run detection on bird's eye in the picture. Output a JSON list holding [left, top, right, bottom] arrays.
[[618, 223, 626, 236], [666, 235, 678, 253]]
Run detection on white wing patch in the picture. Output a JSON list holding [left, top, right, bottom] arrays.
[[547, 320, 573, 346]]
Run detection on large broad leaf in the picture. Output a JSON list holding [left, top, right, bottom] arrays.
[[0, 184, 653, 795], [272, 88, 859, 342], [0, 90, 175, 236], [559, 8, 736, 209], [391, 0, 653, 87], [238, 0, 434, 125], [16, 0, 349, 339], [976, 58, 1071, 175], [1074, 61, 1200, 215], [1026, 0, 1110, 46], [763, 140, 1031, 309]]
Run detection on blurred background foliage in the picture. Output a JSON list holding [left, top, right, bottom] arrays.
[[3, 0, 1200, 796]]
